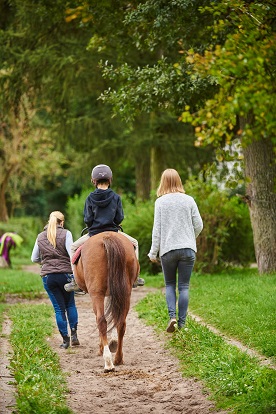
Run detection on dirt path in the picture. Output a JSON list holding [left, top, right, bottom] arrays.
[[14, 264, 226, 413], [0, 316, 16, 414], [53, 290, 225, 414], [2, 265, 274, 413]]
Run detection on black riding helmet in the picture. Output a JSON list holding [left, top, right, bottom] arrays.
[[91, 164, 113, 182]]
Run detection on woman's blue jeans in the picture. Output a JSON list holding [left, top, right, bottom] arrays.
[[161, 248, 195, 328], [42, 273, 78, 337]]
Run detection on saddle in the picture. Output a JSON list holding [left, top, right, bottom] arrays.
[[71, 245, 83, 265]]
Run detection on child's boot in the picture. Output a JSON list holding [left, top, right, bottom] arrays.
[[133, 275, 145, 288], [64, 275, 83, 292]]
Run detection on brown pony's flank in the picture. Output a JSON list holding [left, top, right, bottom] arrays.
[[73, 231, 139, 372]]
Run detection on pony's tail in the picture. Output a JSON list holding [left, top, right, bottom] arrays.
[[103, 235, 130, 329]]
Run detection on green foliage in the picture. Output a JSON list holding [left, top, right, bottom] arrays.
[[185, 178, 254, 272], [136, 276, 276, 413], [121, 197, 160, 274], [66, 188, 90, 240], [9, 304, 72, 414], [183, 1, 276, 147]]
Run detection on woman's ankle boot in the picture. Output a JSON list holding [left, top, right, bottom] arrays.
[[60, 335, 70, 349], [71, 328, 80, 346]]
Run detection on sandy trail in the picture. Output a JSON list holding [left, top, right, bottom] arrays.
[[1, 265, 227, 413], [52, 290, 226, 414]]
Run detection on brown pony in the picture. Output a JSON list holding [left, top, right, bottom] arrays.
[[73, 231, 140, 372]]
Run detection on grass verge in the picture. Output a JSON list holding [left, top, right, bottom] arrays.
[[0, 268, 44, 302], [9, 303, 73, 414], [143, 269, 276, 362], [189, 268, 276, 361], [136, 292, 276, 414]]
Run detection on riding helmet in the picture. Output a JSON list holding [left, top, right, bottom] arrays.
[[91, 164, 112, 181]]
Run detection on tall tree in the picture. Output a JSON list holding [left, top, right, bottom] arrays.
[[181, 1, 276, 273], [0, 100, 66, 221], [98, 0, 276, 273]]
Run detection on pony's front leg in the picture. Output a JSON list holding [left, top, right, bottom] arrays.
[[114, 321, 126, 366]]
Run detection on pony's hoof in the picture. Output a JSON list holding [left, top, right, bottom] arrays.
[[114, 358, 123, 366], [108, 339, 118, 353], [104, 367, 115, 373]]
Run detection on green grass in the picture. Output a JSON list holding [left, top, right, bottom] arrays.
[[136, 292, 276, 414], [0, 268, 45, 301], [142, 272, 165, 289], [9, 303, 73, 414], [189, 268, 276, 361], [143, 269, 276, 363], [0, 266, 72, 413]]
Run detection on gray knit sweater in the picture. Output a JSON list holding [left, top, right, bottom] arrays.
[[148, 193, 203, 259]]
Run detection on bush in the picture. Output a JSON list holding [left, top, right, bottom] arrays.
[[66, 188, 90, 240], [185, 178, 254, 272], [121, 197, 161, 274]]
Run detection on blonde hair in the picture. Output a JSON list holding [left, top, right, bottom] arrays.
[[47, 211, 64, 248], [157, 169, 185, 197]]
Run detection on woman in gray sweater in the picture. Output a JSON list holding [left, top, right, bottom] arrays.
[[148, 169, 203, 332]]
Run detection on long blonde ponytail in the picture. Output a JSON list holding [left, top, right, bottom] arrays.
[[47, 211, 64, 248]]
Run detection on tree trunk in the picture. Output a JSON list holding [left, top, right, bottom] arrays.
[[0, 182, 9, 222], [243, 136, 276, 274], [135, 150, 151, 201], [150, 146, 165, 192]]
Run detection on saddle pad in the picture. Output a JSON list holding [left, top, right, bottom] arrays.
[[71, 245, 83, 265]]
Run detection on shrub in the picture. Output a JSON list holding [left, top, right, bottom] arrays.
[[121, 197, 160, 274], [185, 178, 254, 272], [66, 188, 90, 239]]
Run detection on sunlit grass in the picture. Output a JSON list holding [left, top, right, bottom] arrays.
[[136, 292, 276, 414], [9, 303, 72, 414], [0, 268, 45, 301], [189, 269, 276, 361], [143, 269, 276, 362]]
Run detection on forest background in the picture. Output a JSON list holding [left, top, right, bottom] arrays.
[[0, 0, 275, 275]]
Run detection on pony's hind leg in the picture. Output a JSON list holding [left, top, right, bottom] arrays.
[[94, 296, 115, 372], [99, 318, 115, 372], [108, 327, 118, 353], [114, 321, 126, 366], [105, 296, 118, 353]]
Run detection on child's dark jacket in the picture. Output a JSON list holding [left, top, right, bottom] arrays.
[[84, 188, 124, 236]]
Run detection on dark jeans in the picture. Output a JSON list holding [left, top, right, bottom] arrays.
[[161, 248, 195, 328], [42, 273, 78, 337]]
